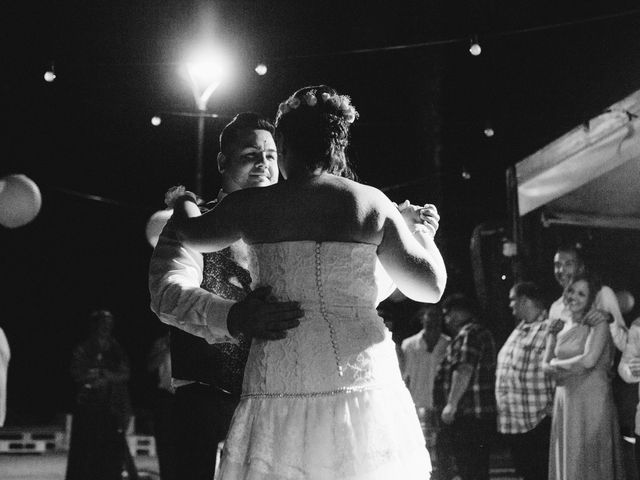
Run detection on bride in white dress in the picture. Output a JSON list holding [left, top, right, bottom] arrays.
[[169, 85, 447, 480]]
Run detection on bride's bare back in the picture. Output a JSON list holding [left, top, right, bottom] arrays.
[[233, 174, 387, 245]]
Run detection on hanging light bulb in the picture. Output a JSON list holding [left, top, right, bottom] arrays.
[[44, 61, 56, 82], [483, 124, 495, 137], [150, 116, 162, 126], [469, 36, 482, 56], [461, 168, 471, 180], [255, 63, 268, 76]]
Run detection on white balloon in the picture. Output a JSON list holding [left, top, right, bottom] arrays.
[[145, 209, 173, 247], [615, 290, 635, 315], [0, 174, 42, 228]]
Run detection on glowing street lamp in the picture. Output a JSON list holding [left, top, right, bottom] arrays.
[[182, 49, 231, 195]]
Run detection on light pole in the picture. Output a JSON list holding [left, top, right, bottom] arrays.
[[185, 61, 223, 196]]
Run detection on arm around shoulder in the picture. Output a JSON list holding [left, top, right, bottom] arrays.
[[552, 320, 609, 372], [149, 222, 237, 343]]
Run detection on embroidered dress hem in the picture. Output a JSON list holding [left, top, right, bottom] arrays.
[[216, 384, 430, 480]]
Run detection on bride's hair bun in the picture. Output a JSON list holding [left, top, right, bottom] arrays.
[[275, 85, 358, 177]]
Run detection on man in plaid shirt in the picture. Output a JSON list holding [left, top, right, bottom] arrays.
[[433, 294, 496, 480], [496, 282, 554, 480]]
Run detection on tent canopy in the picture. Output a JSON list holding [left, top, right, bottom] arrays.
[[515, 88, 640, 229]]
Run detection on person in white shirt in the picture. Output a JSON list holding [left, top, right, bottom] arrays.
[[0, 326, 10, 426], [618, 317, 640, 475], [548, 243, 627, 351], [401, 304, 450, 471], [401, 304, 449, 411]]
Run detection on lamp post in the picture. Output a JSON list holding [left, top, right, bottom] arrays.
[[185, 62, 222, 196]]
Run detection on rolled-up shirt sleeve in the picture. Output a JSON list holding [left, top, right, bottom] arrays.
[[149, 223, 237, 344], [596, 286, 628, 352]]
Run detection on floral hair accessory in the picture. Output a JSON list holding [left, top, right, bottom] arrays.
[[288, 97, 301, 109], [304, 92, 317, 106], [277, 90, 358, 124]]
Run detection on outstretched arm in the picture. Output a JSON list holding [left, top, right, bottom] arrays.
[[171, 193, 242, 253]]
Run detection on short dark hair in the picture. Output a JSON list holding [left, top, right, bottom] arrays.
[[512, 281, 547, 309], [415, 304, 444, 329], [88, 309, 114, 332], [441, 293, 480, 318], [556, 242, 585, 265], [219, 112, 275, 156]]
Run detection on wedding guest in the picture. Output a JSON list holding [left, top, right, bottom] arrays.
[[147, 331, 176, 480], [618, 315, 640, 475], [434, 294, 496, 480], [0, 325, 10, 426], [544, 274, 624, 480], [496, 282, 554, 480], [549, 243, 626, 351], [65, 310, 138, 480]]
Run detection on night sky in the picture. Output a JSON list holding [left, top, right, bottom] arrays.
[[2, 0, 640, 424]]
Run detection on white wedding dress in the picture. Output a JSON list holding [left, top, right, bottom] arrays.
[[216, 241, 431, 480]]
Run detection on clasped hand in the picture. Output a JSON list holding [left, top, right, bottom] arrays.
[[395, 200, 440, 236], [627, 358, 640, 377]]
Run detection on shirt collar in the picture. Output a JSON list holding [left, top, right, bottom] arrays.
[[217, 189, 229, 202], [517, 311, 547, 331]]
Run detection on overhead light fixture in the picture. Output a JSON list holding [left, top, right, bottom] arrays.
[[483, 123, 495, 137], [44, 61, 56, 82], [469, 35, 482, 56]]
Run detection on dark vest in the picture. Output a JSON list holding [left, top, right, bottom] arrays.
[[169, 202, 252, 396]]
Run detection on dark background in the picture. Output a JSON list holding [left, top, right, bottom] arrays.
[[2, 0, 640, 424]]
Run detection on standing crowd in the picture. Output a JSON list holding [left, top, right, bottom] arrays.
[[400, 242, 635, 480]]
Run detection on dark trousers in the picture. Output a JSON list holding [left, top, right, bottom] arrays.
[[438, 416, 494, 480], [172, 383, 239, 480], [66, 405, 138, 480], [152, 389, 177, 480], [502, 416, 551, 480]]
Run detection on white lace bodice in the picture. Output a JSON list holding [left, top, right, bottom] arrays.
[[242, 241, 401, 396]]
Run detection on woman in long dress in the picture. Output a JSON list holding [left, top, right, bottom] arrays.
[[169, 85, 447, 479], [543, 273, 624, 480]]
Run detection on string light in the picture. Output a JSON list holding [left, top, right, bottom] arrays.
[[150, 116, 162, 126], [44, 61, 56, 82], [255, 63, 268, 76], [461, 168, 472, 180], [469, 35, 481, 56], [484, 123, 495, 137]]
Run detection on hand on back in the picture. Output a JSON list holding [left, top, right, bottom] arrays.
[[227, 286, 304, 340]]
